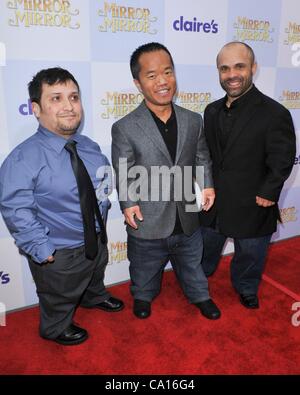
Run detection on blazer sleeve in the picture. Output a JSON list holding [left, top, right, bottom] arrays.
[[111, 122, 140, 211], [257, 108, 296, 202], [195, 113, 214, 189]]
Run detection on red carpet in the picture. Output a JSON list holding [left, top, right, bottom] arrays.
[[0, 237, 299, 375]]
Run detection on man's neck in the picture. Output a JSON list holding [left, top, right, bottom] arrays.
[[226, 84, 254, 107], [145, 101, 172, 123]]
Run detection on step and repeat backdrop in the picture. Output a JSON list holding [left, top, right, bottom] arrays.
[[0, 0, 299, 311]]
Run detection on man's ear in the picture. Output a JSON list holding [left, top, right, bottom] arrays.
[[31, 102, 41, 118], [252, 62, 258, 76], [133, 79, 142, 93]]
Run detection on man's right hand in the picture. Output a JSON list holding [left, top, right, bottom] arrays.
[[124, 206, 144, 229], [41, 255, 55, 264]]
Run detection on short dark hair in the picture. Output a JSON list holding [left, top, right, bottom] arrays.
[[217, 41, 256, 66], [130, 42, 174, 80], [28, 67, 80, 105]]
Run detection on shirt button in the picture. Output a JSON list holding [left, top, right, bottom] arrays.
[[165, 128, 168, 132]]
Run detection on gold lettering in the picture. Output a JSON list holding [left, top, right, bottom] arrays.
[[127, 7, 134, 18], [119, 6, 126, 18], [9, 10, 27, 27]]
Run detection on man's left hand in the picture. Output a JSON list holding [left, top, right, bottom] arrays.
[[202, 188, 215, 211], [256, 196, 275, 207]]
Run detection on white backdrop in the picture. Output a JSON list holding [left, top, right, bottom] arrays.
[[0, 0, 299, 311]]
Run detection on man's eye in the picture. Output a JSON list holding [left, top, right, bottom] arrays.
[[71, 95, 79, 101], [52, 96, 60, 101]]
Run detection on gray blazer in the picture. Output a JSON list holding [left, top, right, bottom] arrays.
[[111, 101, 213, 239]]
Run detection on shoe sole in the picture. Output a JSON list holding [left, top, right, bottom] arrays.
[[55, 333, 89, 346], [240, 302, 259, 309], [133, 312, 151, 319], [95, 304, 125, 313], [200, 313, 221, 320], [42, 333, 89, 346]]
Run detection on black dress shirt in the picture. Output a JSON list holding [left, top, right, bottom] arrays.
[[149, 106, 183, 234], [219, 85, 257, 151]]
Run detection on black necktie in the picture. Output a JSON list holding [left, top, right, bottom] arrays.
[[65, 140, 107, 260]]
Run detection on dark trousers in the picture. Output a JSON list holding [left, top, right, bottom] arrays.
[[28, 236, 110, 339], [201, 226, 272, 295], [127, 227, 209, 304]]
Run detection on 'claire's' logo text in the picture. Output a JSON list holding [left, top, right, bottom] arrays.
[[0, 271, 10, 285], [19, 99, 33, 116], [173, 16, 218, 33]]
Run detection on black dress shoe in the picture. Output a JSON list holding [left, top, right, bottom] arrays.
[[94, 296, 124, 312], [133, 299, 151, 319], [239, 294, 259, 309], [194, 299, 221, 320], [54, 323, 88, 346]]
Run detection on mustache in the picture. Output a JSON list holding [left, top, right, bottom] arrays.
[[58, 112, 77, 117], [224, 77, 243, 84]]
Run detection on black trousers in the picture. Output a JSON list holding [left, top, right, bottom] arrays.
[[28, 236, 110, 339], [201, 226, 272, 295]]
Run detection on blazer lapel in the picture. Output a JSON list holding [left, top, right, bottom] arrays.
[[173, 104, 188, 164], [222, 92, 262, 158], [211, 101, 224, 163], [134, 101, 173, 164]]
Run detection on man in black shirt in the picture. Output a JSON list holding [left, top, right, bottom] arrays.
[[199, 42, 296, 309], [112, 42, 220, 320]]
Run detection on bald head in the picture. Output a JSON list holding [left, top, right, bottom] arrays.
[[216, 41, 257, 104], [217, 42, 255, 67]]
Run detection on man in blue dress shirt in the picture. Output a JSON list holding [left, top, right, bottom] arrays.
[[0, 67, 124, 345]]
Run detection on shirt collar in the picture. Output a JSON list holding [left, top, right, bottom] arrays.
[[147, 103, 175, 124], [222, 84, 256, 111], [37, 125, 82, 153]]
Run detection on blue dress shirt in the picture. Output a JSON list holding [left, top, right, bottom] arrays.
[[0, 125, 112, 263]]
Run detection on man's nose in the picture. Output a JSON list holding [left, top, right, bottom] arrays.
[[227, 68, 239, 79], [62, 98, 74, 110], [157, 74, 167, 84]]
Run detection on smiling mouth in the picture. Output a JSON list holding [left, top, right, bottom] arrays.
[[60, 114, 77, 119], [226, 80, 242, 88], [156, 89, 170, 95]]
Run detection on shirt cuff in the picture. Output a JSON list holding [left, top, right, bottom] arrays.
[[30, 241, 56, 264]]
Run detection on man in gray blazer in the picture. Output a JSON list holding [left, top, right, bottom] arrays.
[[112, 42, 220, 320]]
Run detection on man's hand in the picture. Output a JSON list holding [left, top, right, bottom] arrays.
[[124, 206, 144, 229], [41, 255, 55, 264], [256, 196, 275, 207], [202, 188, 215, 211]]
